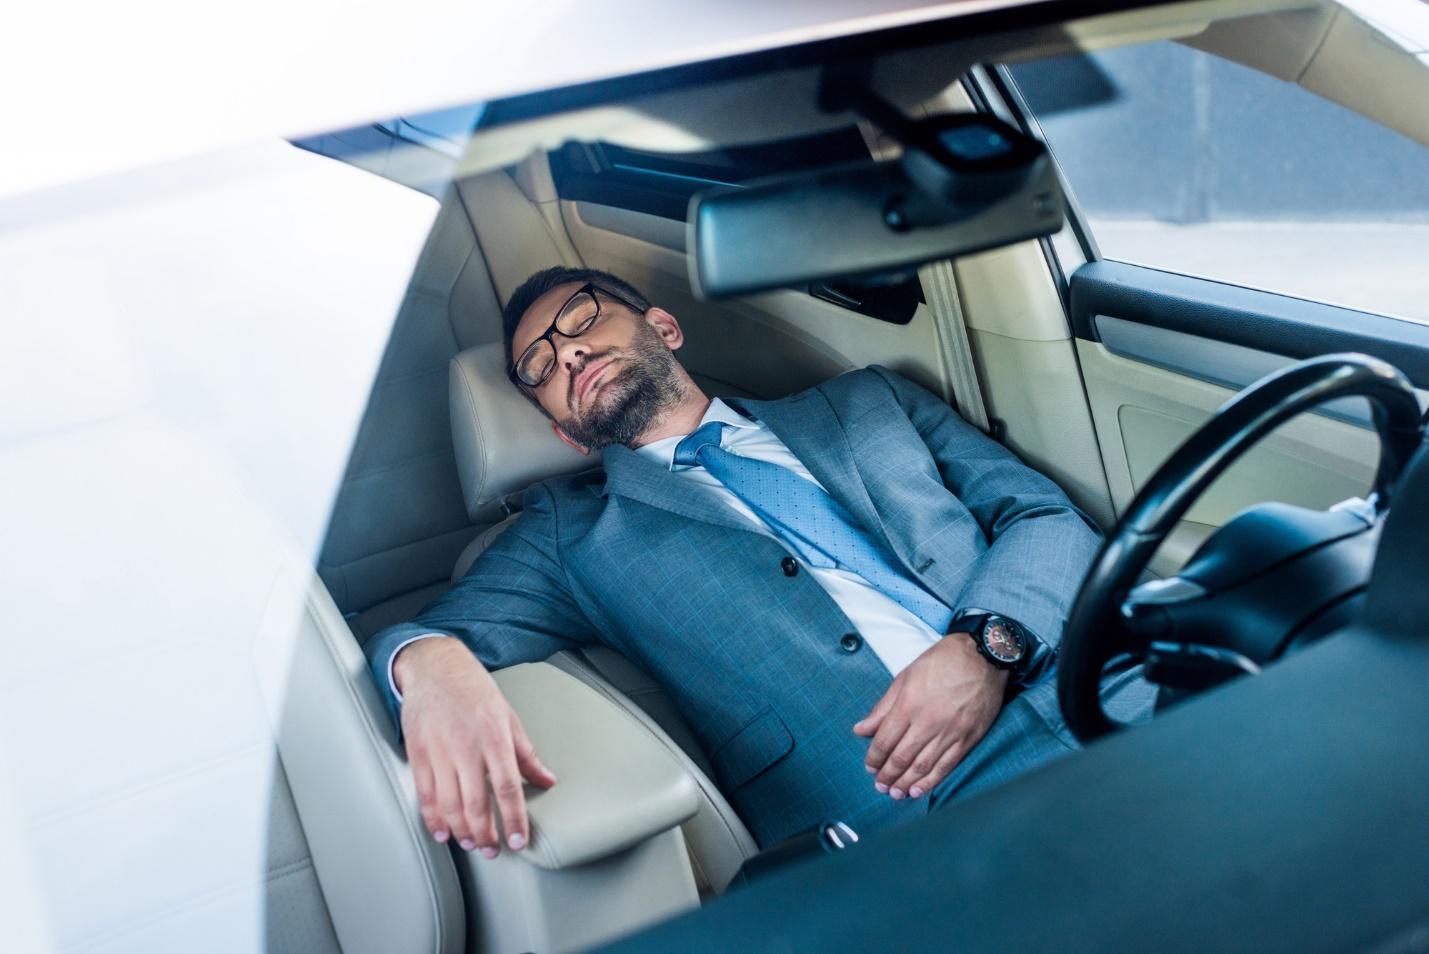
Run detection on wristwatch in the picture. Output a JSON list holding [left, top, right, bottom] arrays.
[[958, 613, 1031, 675]]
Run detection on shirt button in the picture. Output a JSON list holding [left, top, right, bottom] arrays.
[[840, 633, 862, 654], [781, 556, 799, 577]]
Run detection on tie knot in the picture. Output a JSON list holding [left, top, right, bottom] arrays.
[[673, 421, 727, 469]]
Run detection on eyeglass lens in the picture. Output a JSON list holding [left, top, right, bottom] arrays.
[[516, 290, 602, 386]]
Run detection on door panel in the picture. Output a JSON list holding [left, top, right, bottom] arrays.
[[1070, 261, 1429, 577]]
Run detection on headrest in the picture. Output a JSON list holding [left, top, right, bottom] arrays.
[[449, 344, 599, 517]]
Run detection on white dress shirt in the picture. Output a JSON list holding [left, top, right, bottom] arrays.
[[390, 398, 945, 698]]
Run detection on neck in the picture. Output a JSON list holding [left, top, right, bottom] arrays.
[[627, 378, 711, 449]]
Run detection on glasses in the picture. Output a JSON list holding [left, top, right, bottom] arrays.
[[509, 283, 644, 390]]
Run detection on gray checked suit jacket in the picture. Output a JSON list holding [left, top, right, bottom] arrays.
[[367, 366, 1112, 847]]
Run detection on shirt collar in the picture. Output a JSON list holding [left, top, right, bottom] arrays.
[[635, 398, 759, 469]]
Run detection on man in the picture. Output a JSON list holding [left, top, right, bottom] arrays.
[[367, 266, 1154, 862]]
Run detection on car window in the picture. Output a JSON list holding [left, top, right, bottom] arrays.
[[1005, 41, 1429, 325]]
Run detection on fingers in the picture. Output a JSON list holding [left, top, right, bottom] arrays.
[[485, 741, 531, 854], [862, 705, 911, 783], [875, 725, 935, 796], [510, 714, 558, 789], [412, 749, 447, 843], [853, 677, 900, 738], [432, 752, 469, 849], [400, 658, 551, 860], [905, 741, 969, 801], [891, 734, 962, 799], [454, 751, 499, 857], [408, 718, 543, 860]]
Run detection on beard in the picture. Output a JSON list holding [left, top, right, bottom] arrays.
[[557, 322, 686, 450]]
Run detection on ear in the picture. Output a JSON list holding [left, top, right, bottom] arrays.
[[551, 421, 592, 456], [643, 306, 684, 351]]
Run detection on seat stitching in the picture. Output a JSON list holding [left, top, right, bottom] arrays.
[[262, 856, 318, 884]]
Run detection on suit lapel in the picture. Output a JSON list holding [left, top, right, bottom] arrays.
[[729, 391, 890, 545], [600, 444, 765, 536]]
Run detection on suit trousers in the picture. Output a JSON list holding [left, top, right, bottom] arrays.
[[927, 664, 1159, 811]]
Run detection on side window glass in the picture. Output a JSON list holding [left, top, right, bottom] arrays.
[[1006, 41, 1429, 325]]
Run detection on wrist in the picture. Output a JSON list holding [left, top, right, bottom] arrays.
[[940, 627, 1008, 677], [392, 635, 461, 694]]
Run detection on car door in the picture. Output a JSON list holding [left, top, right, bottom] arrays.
[[980, 39, 1429, 576]]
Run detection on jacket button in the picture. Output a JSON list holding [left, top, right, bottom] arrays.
[[840, 633, 862, 653], [781, 556, 799, 577]]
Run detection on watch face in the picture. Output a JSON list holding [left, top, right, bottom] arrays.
[[983, 619, 1026, 664]]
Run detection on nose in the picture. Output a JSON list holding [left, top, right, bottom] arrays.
[[554, 335, 589, 374], [545, 337, 591, 388]]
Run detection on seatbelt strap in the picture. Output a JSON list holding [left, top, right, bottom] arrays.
[[918, 259, 992, 435]]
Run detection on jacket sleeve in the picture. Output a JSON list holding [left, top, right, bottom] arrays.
[[868, 365, 1102, 656], [363, 481, 599, 730]]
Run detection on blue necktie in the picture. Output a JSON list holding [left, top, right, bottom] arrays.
[[674, 421, 953, 633]]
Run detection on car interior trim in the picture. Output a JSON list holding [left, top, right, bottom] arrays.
[[1094, 315, 1429, 430], [1070, 260, 1429, 387], [574, 201, 688, 253], [981, 62, 1103, 265]]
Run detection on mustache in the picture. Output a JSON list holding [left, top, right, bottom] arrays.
[[567, 348, 622, 411]]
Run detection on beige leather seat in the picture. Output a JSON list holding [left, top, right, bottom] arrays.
[[255, 567, 469, 953], [265, 553, 708, 954], [447, 342, 761, 897]]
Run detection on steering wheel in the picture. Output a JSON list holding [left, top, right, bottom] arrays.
[[1058, 354, 1424, 743]]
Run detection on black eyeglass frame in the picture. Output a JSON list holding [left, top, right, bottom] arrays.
[[508, 282, 645, 390]]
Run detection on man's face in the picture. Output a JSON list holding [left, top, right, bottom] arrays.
[[510, 283, 685, 450]]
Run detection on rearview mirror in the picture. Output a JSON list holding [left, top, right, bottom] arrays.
[[689, 114, 1063, 299]]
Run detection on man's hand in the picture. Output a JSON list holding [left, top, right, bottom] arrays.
[[394, 637, 557, 858], [853, 633, 1008, 800]]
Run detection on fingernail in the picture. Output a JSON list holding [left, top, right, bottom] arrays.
[[910, 786, 925, 799], [459, 838, 476, 851], [865, 764, 877, 775], [875, 782, 889, 794], [479, 846, 498, 859], [433, 830, 450, 844], [508, 832, 526, 850], [891, 788, 906, 800]]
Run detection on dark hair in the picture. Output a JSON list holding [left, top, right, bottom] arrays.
[[502, 266, 652, 378]]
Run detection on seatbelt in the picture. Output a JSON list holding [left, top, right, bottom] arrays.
[[918, 259, 993, 436]]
